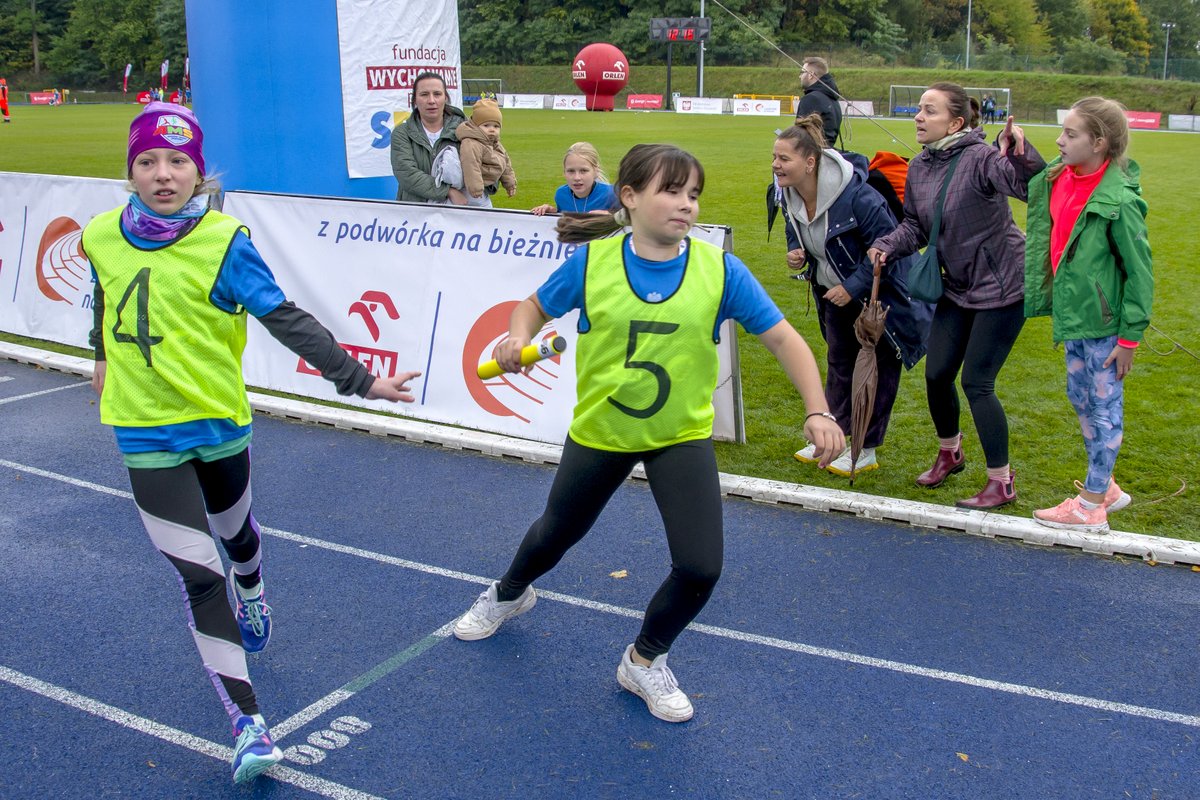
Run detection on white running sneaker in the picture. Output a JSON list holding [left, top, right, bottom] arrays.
[[793, 442, 819, 463], [453, 582, 537, 641], [825, 447, 878, 477], [616, 644, 694, 723]]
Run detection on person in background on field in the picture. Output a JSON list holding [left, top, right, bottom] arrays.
[[775, 115, 934, 477], [982, 93, 997, 125], [431, 98, 516, 208], [0, 78, 10, 122], [452, 143, 843, 724], [84, 102, 421, 784], [867, 82, 1045, 510], [1024, 96, 1153, 533], [795, 57, 843, 150], [531, 141, 617, 216], [391, 71, 467, 204]]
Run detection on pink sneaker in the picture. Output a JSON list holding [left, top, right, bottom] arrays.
[[1033, 496, 1109, 533], [1074, 480, 1131, 513]]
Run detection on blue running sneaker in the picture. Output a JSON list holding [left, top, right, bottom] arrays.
[[230, 567, 272, 653], [231, 715, 283, 783]]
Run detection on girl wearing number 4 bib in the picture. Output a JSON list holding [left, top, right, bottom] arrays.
[[82, 102, 421, 784], [453, 144, 843, 723]]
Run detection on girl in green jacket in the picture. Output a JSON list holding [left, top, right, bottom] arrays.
[[1024, 97, 1154, 533]]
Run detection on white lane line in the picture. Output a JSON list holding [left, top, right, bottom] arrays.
[[273, 621, 455, 740], [0, 665, 387, 800], [0, 380, 90, 405], [5, 457, 1200, 730], [0, 376, 13, 383]]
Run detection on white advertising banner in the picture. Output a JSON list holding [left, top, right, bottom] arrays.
[[732, 98, 781, 116], [502, 94, 545, 109], [0, 172, 743, 445], [335, 0, 462, 179], [675, 97, 724, 115], [552, 95, 587, 111], [0, 172, 127, 349], [1168, 115, 1200, 131], [840, 100, 876, 117]]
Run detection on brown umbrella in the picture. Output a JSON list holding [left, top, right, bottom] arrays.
[[848, 262, 889, 483]]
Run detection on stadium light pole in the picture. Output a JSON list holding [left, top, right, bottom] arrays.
[[965, 0, 973, 70], [698, 0, 705, 97], [1162, 22, 1176, 81]]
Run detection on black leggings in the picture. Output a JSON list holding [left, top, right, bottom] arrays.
[[127, 447, 264, 724], [497, 436, 724, 659], [924, 298, 1025, 468]]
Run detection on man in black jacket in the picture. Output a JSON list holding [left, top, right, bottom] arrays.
[[795, 57, 842, 148]]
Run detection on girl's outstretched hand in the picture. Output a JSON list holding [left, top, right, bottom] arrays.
[[803, 415, 845, 469], [997, 116, 1026, 157], [530, 204, 554, 216], [365, 370, 422, 402]]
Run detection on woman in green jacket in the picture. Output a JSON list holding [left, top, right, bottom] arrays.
[[1024, 96, 1153, 533], [389, 71, 467, 203]]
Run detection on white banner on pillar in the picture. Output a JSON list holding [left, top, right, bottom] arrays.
[[0, 172, 743, 445], [335, 0, 463, 179]]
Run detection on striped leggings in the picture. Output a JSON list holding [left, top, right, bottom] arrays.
[[127, 447, 264, 729]]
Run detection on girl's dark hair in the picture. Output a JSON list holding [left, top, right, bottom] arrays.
[[556, 144, 704, 244], [410, 72, 448, 105], [927, 81, 980, 130]]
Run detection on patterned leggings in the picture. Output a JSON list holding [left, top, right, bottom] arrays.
[[127, 447, 265, 730], [1064, 336, 1125, 494]]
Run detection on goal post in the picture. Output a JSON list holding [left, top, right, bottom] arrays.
[[888, 85, 1011, 120]]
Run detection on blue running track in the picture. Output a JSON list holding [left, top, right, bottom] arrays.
[[1, 358, 1198, 799]]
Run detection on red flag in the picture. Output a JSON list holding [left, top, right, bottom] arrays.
[[160, 59, 169, 91], [123, 63, 132, 94]]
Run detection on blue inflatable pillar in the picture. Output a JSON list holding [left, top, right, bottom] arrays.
[[184, 1, 396, 200]]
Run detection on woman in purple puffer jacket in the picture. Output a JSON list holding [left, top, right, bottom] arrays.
[[868, 82, 1045, 509]]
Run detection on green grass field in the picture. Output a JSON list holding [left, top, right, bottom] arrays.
[[2, 103, 1197, 539]]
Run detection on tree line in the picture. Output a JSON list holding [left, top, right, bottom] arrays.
[[0, 0, 1195, 90]]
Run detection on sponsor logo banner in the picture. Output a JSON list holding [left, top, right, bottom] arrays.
[[626, 94, 663, 110], [732, 99, 781, 116], [674, 97, 724, 115], [502, 94, 545, 109], [552, 95, 586, 111], [1125, 110, 1161, 129], [0, 172, 129, 348], [335, 0, 463, 178]]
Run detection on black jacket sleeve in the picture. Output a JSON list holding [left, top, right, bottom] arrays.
[[257, 301, 377, 398]]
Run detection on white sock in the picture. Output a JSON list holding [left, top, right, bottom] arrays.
[[233, 575, 263, 600], [1077, 496, 1101, 510]]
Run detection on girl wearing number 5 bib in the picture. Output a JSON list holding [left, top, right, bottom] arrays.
[[453, 144, 843, 723], [82, 102, 421, 784]]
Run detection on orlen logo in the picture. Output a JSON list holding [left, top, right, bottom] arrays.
[[296, 290, 402, 379], [462, 301, 564, 424], [36, 216, 91, 306], [572, 59, 587, 80]]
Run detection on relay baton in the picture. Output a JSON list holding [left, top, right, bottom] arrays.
[[477, 336, 567, 379]]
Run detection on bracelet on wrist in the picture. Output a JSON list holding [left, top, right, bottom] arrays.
[[806, 411, 837, 423]]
